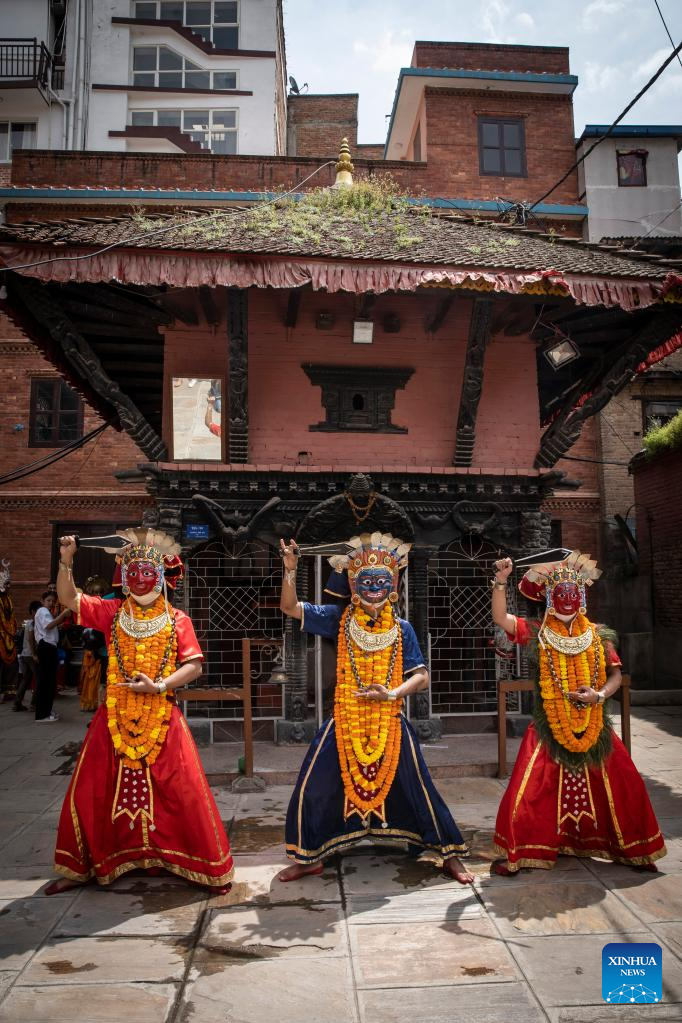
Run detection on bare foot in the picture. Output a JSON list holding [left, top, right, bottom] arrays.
[[44, 877, 86, 896], [443, 856, 476, 884], [206, 883, 232, 895], [491, 858, 514, 877], [277, 862, 324, 882]]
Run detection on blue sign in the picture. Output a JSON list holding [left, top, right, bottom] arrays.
[[184, 523, 210, 540], [602, 942, 662, 1004]]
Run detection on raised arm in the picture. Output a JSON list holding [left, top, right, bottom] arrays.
[[56, 535, 80, 614], [491, 557, 517, 636], [279, 538, 302, 620]]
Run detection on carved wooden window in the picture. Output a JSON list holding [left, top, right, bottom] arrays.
[[478, 117, 526, 177], [302, 365, 413, 433], [29, 378, 83, 447]]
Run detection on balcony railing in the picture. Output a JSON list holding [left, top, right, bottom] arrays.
[[0, 38, 55, 95]]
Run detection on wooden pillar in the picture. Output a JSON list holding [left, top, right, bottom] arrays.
[[227, 288, 249, 463], [453, 297, 493, 467]]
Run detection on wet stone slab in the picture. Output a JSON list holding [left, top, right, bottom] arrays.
[[54, 886, 207, 937], [482, 881, 644, 936], [476, 855, 593, 888], [340, 850, 456, 896], [610, 872, 682, 924], [0, 981, 178, 1022], [196, 902, 347, 960], [179, 955, 357, 1023], [0, 898, 68, 970], [351, 916, 517, 988], [347, 883, 481, 926], [359, 980, 546, 1023], [18, 935, 188, 985], [228, 817, 285, 854], [209, 855, 341, 907]]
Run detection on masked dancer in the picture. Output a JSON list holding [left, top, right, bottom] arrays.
[[278, 534, 473, 884], [491, 552, 665, 875], [46, 530, 233, 894]]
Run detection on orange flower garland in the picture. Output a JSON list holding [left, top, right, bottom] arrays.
[[0, 593, 16, 665], [538, 613, 606, 754], [105, 595, 176, 770], [334, 604, 403, 816]]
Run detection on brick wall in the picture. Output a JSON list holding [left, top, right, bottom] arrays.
[[421, 88, 579, 205], [0, 314, 150, 608], [287, 94, 358, 157], [412, 41, 570, 75], [633, 446, 682, 628]]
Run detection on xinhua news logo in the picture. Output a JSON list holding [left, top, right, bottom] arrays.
[[602, 942, 662, 1004]]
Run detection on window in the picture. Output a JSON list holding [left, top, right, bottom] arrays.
[[134, 0, 239, 48], [302, 365, 413, 433], [0, 121, 37, 162], [130, 108, 237, 152], [29, 379, 83, 447], [617, 150, 647, 187], [132, 45, 236, 90], [478, 117, 526, 177], [643, 399, 682, 432]]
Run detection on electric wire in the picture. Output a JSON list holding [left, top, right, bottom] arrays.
[[529, 39, 682, 210], [0, 421, 110, 486], [652, 0, 682, 70]]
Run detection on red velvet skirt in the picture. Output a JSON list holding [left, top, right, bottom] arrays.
[[54, 705, 233, 887], [494, 724, 666, 871]]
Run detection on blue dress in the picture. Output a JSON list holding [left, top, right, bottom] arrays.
[[285, 603, 468, 864]]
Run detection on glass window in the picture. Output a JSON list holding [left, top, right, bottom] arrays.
[[212, 109, 236, 128], [213, 71, 237, 90], [157, 71, 183, 88], [135, 2, 158, 16], [644, 400, 681, 431], [159, 47, 183, 69], [131, 110, 155, 125], [133, 46, 157, 70], [29, 379, 83, 447], [133, 1, 239, 46], [186, 1, 211, 24], [0, 120, 36, 162], [617, 151, 647, 187], [160, 1, 183, 17], [157, 109, 182, 126], [478, 118, 526, 177], [131, 45, 227, 90], [213, 25, 238, 47], [184, 70, 210, 89]]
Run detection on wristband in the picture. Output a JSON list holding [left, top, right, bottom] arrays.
[[156, 680, 167, 694], [597, 689, 606, 705], [491, 578, 506, 591], [387, 691, 398, 702]]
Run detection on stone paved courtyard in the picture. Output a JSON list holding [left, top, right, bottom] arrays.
[[0, 697, 681, 1023]]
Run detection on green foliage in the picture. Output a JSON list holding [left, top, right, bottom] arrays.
[[132, 178, 429, 253], [643, 409, 682, 458]]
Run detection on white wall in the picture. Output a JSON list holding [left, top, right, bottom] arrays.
[[580, 136, 682, 241]]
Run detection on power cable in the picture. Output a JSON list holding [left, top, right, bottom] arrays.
[[0, 160, 336, 276], [0, 421, 110, 486], [652, 0, 682, 70], [530, 39, 682, 210]]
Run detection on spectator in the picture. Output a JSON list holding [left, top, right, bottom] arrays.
[[13, 600, 41, 712], [78, 575, 108, 712], [34, 591, 70, 722], [204, 394, 221, 437]]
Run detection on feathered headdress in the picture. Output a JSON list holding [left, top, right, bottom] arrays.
[[328, 532, 411, 576], [110, 529, 183, 594], [519, 550, 601, 605]]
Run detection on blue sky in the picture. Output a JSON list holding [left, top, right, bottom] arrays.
[[283, 0, 682, 144]]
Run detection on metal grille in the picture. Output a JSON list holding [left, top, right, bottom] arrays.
[[185, 540, 283, 721], [428, 538, 520, 715]]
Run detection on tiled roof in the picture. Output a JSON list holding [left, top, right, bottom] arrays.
[[0, 206, 673, 280]]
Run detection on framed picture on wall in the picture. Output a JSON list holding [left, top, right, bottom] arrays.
[[171, 377, 224, 461]]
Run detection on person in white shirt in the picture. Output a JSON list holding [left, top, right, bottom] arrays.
[[34, 591, 70, 722]]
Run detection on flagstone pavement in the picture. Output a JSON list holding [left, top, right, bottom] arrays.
[[0, 696, 680, 1023]]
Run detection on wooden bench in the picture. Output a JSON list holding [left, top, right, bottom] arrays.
[[497, 673, 632, 778], [177, 637, 277, 778]]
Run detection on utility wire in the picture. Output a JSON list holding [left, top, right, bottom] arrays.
[[652, 0, 682, 70], [530, 39, 682, 210], [0, 421, 110, 486], [1, 160, 336, 276]]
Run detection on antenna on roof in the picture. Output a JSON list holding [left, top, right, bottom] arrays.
[[289, 76, 308, 95]]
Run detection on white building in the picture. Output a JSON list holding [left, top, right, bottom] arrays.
[[0, 0, 286, 165], [577, 125, 682, 242]]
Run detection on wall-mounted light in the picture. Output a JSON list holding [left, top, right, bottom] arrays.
[[353, 320, 373, 344], [543, 335, 580, 370]]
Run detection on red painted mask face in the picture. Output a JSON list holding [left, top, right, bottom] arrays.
[[125, 560, 159, 597], [551, 581, 581, 617]]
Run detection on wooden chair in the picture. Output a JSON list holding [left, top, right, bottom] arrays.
[[497, 673, 632, 778]]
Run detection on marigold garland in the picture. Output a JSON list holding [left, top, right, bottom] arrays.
[[538, 613, 607, 754], [0, 593, 16, 665], [334, 604, 403, 816], [105, 595, 176, 770]]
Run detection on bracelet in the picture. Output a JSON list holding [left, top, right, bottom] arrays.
[[386, 691, 398, 702], [490, 578, 506, 591], [156, 680, 167, 694], [58, 562, 73, 574], [597, 689, 606, 705]]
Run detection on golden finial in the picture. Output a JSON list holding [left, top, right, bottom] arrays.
[[333, 137, 354, 189]]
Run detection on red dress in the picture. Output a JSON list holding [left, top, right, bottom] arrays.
[[54, 595, 233, 887], [494, 617, 666, 871]]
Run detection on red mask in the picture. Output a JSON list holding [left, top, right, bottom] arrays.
[[124, 560, 159, 597], [551, 581, 581, 617]]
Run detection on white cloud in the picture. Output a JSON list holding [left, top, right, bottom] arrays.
[[515, 11, 535, 30], [582, 60, 623, 93], [353, 29, 413, 74], [481, 1, 515, 43], [635, 47, 673, 79], [581, 0, 626, 31]]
